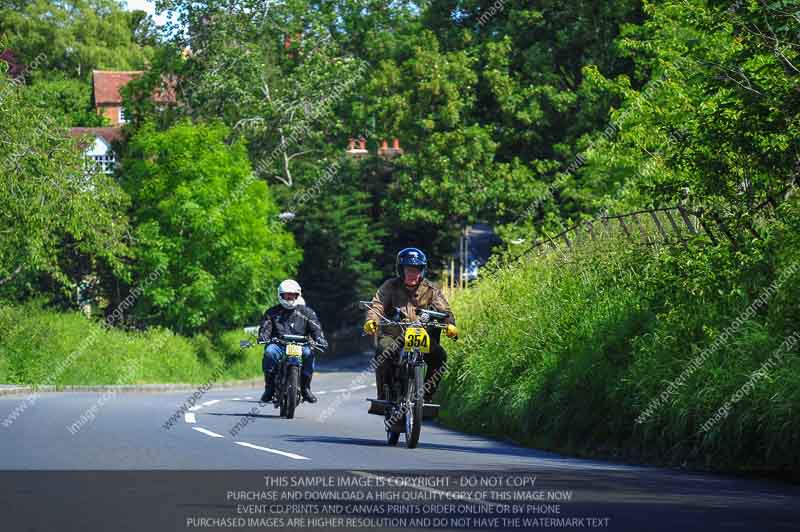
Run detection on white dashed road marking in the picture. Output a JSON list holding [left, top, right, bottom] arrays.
[[182, 382, 375, 459], [192, 427, 224, 438], [235, 441, 310, 460]]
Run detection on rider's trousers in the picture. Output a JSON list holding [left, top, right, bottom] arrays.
[[263, 343, 314, 379]]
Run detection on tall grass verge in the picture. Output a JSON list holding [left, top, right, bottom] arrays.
[[439, 200, 800, 478]]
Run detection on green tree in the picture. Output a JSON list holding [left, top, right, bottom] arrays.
[[21, 74, 109, 127], [282, 156, 386, 326], [151, 0, 388, 324], [121, 121, 301, 333], [0, 0, 155, 79], [0, 69, 128, 295], [577, 0, 800, 218]]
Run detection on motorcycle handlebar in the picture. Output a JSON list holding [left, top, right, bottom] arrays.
[[269, 335, 326, 353], [378, 318, 448, 328], [242, 328, 327, 351], [280, 334, 309, 342]]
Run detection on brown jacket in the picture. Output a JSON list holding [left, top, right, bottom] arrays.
[[366, 277, 455, 337]]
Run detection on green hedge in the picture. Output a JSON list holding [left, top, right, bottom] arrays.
[[0, 302, 264, 386], [439, 201, 800, 477]]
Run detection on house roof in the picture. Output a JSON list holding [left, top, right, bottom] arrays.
[[69, 127, 124, 148], [92, 70, 177, 105], [92, 70, 143, 104]]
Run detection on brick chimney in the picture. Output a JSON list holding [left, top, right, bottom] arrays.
[[346, 137, 368, 158], [378, 137, 404, 159], [284, 33, 302, 58]]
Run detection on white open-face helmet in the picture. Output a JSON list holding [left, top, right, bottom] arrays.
[[278, 279, 302, 310]]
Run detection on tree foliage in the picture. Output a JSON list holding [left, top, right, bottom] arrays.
[[6, 0, 799, 333], [0, 69, 128, 295], [0, 0, 155, 80], [576, 0, 799, 220], [121, 121, 301, 333], [21, 74, 109, 127]]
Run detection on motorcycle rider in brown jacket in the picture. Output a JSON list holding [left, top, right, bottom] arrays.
[[363, 248, 458, 402]]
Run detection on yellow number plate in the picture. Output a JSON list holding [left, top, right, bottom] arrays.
[[404, 327, 430, 353], [286, 344, 303, 357]]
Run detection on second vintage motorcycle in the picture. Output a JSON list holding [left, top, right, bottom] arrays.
[[241, 327, 319, 419]]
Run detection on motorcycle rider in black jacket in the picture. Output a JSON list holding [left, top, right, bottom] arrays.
[[258, 279, 327, 403]]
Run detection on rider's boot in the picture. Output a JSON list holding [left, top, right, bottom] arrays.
[[301, 374, 317, 403], [260, 373, 274, 403]]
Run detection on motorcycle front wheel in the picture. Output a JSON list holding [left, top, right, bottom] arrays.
[[279, 372, 287, 417], [404, 365, 424, 448], [285, 365, 300, 419]]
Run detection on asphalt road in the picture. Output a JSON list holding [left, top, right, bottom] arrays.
[[1, 353, 798, 532]]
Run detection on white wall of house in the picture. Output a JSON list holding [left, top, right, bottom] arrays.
[[85, 136, 116, 174]]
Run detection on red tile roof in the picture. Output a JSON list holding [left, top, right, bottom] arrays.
[[92, 70, 142, 104], [92, 70, 177, 105], [69, 127, 124, 147]]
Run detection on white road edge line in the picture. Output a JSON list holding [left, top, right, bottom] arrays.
[[350, 471, 498, 510], [201, 399, 221, 407], [235, 441, 310, 460], [192, 427, 224, 438], [188, 405, 203, 412], [184, 413, 197, 424]]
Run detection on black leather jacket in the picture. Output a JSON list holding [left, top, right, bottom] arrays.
[[257, 304, 327, 350]]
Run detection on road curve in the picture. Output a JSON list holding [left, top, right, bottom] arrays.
[[1, 353, 798, 531]]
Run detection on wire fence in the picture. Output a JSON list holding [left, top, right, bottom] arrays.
[[520, 190, 792, 259], [439, 189, 796, 300]]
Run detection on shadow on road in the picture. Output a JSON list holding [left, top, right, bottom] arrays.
[[283, 434, 553, 458]]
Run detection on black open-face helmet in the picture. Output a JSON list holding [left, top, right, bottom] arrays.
[[396, 247, 427, 278]]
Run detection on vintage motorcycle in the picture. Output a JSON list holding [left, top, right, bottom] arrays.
[[360, 302, 449, 448], [241, 327, 318, 419]]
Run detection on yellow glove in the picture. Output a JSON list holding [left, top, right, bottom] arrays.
[[446, 324, 459, 339], [363, 319, 378, 335]]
